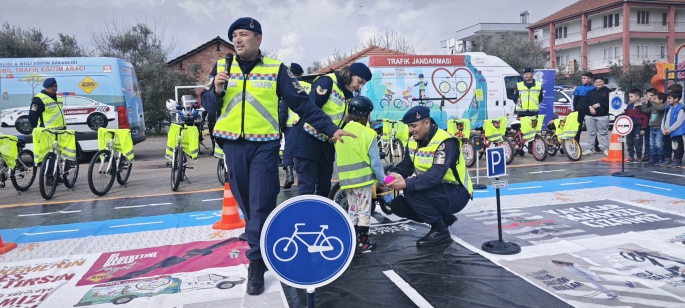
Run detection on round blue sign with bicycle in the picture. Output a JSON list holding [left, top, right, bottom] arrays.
[[261, 195, 355, 289], [611, 96, 623, 110]]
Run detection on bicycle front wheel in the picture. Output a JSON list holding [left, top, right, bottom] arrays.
[[461, 139, 476, 168], [320, 236, 344, 260], [171, 148, 183, 191], [116, 155, 132, 185], [393, 99, 406, 110], [39, 152, 58, 200], [563, 139, 582, 161], [11, 149, 36, 191], [88, 150, 115, 196], [63, 159, 79, 189], [500, 138, 515, 164], [217, 158, 226, 186], [532, 135, 549, 162]]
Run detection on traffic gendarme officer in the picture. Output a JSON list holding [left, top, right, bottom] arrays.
[[387, 106, 473, 247], [278, 62, 308, 189], [200, 17, 354, 296], [290, 63, 372, 197], [514, 67, 542, 118], [28, 78, 66, 130]]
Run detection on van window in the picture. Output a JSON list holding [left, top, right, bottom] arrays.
[[504, 76, 523, 101], [196, 275, 211, 282], [504, 76, 524, 101], [209, 274, 224, 281], [64, 96, 94, 106]]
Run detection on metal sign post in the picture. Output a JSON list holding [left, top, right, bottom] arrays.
[[472, 135, 486, 189], [481, 147, 521, 255], [612, 115, 634, 178]]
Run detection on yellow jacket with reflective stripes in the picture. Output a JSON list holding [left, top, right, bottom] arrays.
[[335, 121, 377, 189], [97, 128, 134, 161], [31, 128, 77, 163], [303, 73, 348, 142], [0, 135, 18, 169], [516, 81, 542, 111], [407, 129, 473, 193], [213, 57, 282, 141], [286, 81, 311, 126], [35, 93, 66, 129], [519, 115, 545, 142], [166, 124, 199, 161]]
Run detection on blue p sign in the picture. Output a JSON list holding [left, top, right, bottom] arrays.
[[486, 146, 506, 178]]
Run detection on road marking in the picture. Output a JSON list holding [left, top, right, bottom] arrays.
[[508, 186, 542, 191], [109, 221, 164, 228], [202, 198, 223, 202], [473, 190, 489, 193], [383, 270, 433, 308], [114, 203, 171, 209], [634, 183, 671, 191], [196, 216, 217, 220], [651, 170, 685, 178], [189, 214, 206, 217], [18, 210, 82, 217], [23, 229, 79, 236], [560, 181, 593, 186], [528, 169, 566, 174]]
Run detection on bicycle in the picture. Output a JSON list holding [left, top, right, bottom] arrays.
[[379, 93, 403, 110], [543, 111, 582, 161], [446, 119, 475, 168], [217, 156, 227, 186], [507, 115, 548, 162], [167, 122, 199, 191], [0, 135, 36, 192], [37, 129, 80, 200], [474, 118, 515, 164], [273, 223, 344, 262], [328, 163, 397, 215], [87, 129, 133, 196], [376, 119, 405, 164]]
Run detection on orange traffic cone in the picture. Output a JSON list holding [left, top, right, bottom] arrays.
[[0, 235, 17, 254], [601, 128, 627, 163], [212, 182, 246, 230]]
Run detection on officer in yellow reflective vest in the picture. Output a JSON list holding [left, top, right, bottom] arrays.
[[200, 17, 354, 296], [514, 67, 543, 118], [387, 106, 473, 247], [290, 63, 372, 197], [278, 63, 307, 189], [28, 78, 67, 130]]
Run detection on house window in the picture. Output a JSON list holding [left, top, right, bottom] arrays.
[[638, 11, 650, 24], [615, 13, 620, 27], [554, 27, 568, 39], [637, 45, 649, 58], [661, 45, 668, 58], [663, 13, 668, 26], [587, 19, 592, 31], [615, 46, 620, 59]]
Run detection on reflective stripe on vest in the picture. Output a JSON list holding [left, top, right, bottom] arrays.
[[483, 117, 507, 143], [519, 115, 545, 142], [407, 129, 473, 194], [516, 81, 542, 111], [335, 122, 376, 189], [35, 93, 66, 129], [213, 57, 282, 142], [286, 81, 311, 126], [303, 73, 348, 141]]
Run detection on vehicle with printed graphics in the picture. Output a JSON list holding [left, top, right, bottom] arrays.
[[0, 57, 146, 157], [74, 272, 245, 306]]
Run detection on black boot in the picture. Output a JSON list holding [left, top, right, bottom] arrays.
[[355, 226, 376, 253], [417, 220, 451, 247], [284, 165, 294, 189], [246, 259, 266, 295], [443, 214, 457, 227], [238, 232, 247, 241]]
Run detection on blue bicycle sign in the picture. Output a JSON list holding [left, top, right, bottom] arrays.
[[274, 223, 344, 262], [261, 195, 355, 289]]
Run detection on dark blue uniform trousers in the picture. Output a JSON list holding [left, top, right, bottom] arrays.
[[391, 184, 470, 225], [223, 139, 280, 261], [282, 127, 294, 167], [294, 158, 334, 197]]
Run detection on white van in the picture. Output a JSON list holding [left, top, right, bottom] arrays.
[[354, 53, 524, 129]]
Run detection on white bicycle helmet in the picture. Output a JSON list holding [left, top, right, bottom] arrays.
[[165, 99, 178, 111]]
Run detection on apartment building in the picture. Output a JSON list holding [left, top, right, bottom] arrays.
[[529, 0, 685, 85], [442, 12, 531, 54]]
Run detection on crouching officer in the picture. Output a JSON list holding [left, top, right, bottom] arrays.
[[387, 106, 473, 247], [200, 17, 354, 296]]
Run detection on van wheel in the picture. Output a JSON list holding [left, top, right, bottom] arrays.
[[111, 296, 135, 305], [216, 282, 235, 289], [87, 113, 108, 130], [15, 116, 32, 135]]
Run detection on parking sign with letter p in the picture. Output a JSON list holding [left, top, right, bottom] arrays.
[[486, 147, 506, 178]]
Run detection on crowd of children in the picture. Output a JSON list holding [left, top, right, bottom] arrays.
[[624, 83, 685, 168]]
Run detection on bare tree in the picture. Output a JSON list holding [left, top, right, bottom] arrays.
[[360, 30, 415, 54], [0, 22, 87, 57], [261, 49, 280, 60], [470, 32, 548, 74]]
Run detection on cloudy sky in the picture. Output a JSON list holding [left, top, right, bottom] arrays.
[[5, 0, 570, 68]]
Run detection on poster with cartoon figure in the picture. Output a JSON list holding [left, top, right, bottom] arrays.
[[360, 54, 521, 129]]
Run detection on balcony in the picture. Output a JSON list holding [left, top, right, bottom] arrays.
[[629, 55, 668, 64], [587, 26, 623, 39], [677, 22, 685, 32], [536, 39, 549, 48], [630, 22, 669, 32], [555, 32, 581, 45], [588, 56, 623, 70]]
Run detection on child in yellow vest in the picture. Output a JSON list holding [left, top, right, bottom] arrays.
[[335, 96, 386, 252]]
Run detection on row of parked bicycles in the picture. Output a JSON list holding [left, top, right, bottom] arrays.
[[0, 128, 132, 199]]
